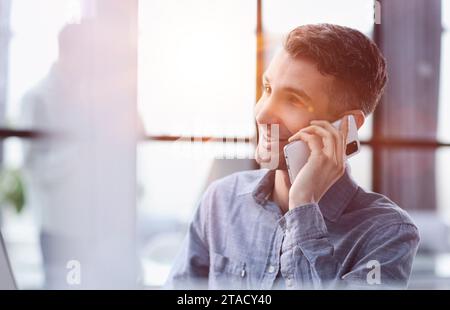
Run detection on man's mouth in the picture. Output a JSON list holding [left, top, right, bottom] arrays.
[[261, 133, 289, 143], [259, 135, 289, 152]]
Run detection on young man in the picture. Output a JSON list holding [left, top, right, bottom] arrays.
[[166, 24, 419, 289]]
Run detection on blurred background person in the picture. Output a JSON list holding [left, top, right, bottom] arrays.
[[20, 22, 92, 289]]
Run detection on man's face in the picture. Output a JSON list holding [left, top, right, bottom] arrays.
[[254, 49, 337, 170]]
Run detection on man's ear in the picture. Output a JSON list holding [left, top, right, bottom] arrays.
[[346, 110, 365, 129]]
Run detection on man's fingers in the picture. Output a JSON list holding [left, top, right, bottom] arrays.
[[294, 131, 323, 154], [311, 119, 347, 166], [310, 120, 341, 143], [297, 125, 336, 159], [336, 116, 349, 168], [310, 120, 341, 154], [288, 118, 350, 167], [340, 116, 349, 152]]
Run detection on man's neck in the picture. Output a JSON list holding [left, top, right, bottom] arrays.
[[271, 169, 291, 214]]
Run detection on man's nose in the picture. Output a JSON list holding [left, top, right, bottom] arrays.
[[255, 97, 281, 125]]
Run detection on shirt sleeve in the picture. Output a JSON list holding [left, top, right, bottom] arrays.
[[164, 186, 212, 289], [279, 203, 420, 289]]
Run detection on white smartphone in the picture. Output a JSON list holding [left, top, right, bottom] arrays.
[[283, 115, 360, 184]]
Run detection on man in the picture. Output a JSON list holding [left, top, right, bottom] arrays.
[[166, 24, 419, 289], [21, 23, 91, 288]]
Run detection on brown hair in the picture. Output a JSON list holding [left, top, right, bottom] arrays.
[[284, 24, 387, 116]]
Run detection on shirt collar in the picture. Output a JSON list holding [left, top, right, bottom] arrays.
[[251, 164, 359, 222]]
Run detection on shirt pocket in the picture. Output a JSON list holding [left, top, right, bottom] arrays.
[[209, 252, 248, 289]]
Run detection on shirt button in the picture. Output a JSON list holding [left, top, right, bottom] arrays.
[[267, 265, 276, 273], [240, 269, 246, 278], [286, 278, 293, 287]]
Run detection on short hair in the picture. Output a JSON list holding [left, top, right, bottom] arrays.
[[284, 24, 387, 116]]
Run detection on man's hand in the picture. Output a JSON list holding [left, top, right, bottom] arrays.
[[287, 117, 349, 209]]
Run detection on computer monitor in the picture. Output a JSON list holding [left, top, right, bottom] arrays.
[[0, 232, 16, 290]]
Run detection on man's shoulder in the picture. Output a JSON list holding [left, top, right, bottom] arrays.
[[348, 187, 418, 229], [205, 169, 269, 198], [197, 169, 268, 221]]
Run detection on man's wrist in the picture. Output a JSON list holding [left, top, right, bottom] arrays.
[[281, 203, 328, 245], [288, 194, 315, 209]]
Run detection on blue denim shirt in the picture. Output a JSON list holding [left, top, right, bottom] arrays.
[[165, 166, 420, 289]]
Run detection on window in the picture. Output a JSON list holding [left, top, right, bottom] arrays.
[[138, 0, 256, 137], [1, 0, 138, 289], [438, 0, 450, 143], [436, 0, 450, 215], [1, 0, 82, 289], [137, 0, 257, 287], [136, 0, 379, 287]]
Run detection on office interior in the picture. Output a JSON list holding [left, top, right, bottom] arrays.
[[0, 0, 449, 289]]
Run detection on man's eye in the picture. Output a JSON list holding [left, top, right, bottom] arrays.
[[262, 85, 271, 94], [288, 96, 303, 105]]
